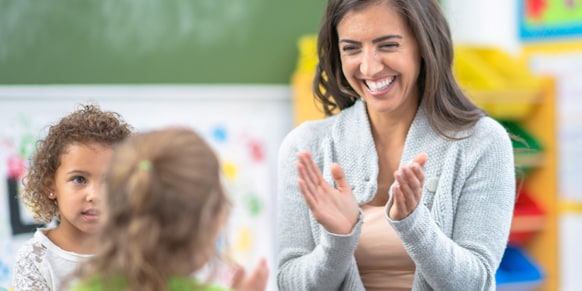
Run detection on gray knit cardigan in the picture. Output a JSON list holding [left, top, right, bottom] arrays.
[[276, 100, 515, 291]]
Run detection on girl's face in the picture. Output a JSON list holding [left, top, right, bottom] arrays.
[[337, 1, 422, 119], [50, 142, 113, 237]]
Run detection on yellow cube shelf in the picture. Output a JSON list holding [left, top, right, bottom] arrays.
[[453, 46, 545, 120]]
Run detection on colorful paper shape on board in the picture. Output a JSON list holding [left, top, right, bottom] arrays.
[[243, 192, 263, 217], [222, 161, 238, 182], [211, 125, 228, 143], [520, 0, 582, 40]]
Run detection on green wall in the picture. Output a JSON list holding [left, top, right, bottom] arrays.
[[0, 0, 325, 84]]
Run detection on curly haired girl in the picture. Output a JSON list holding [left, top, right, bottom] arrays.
[[13, 104, 132, 291]]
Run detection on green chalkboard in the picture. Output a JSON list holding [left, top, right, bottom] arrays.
[[0, 0, 325, 84]]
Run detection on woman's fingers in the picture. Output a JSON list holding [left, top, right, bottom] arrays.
[[390, 183, 408, 220], [399, 166, 421, 194], [412, 152, 428, 167], [330, 163, 349, 191], [244, 259, 269, 291], [390, 153, 429, 220], [297, 164, 316, 198], [230, 265, 245, 289], [230, 259, 269, 291], [298, 151, 322, 186]]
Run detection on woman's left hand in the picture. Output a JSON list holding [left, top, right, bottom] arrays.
[[389, 153, 428, 221]]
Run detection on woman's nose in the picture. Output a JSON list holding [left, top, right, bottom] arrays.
[[360, 50, 383, 76]]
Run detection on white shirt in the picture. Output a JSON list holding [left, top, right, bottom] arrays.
[[12, 228, 92, 291]]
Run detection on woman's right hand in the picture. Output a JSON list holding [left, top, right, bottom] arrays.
[[230, 258, 269, 291], [296, 151, 360, 235]]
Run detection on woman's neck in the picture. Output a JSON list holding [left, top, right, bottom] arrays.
[[368, 107, 417, 149]]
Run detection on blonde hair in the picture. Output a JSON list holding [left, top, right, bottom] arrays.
[[21, 104, 132, 223], [78, 127, 230, 291]]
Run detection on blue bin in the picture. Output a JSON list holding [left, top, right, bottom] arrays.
[[496, 246, 544, 290]]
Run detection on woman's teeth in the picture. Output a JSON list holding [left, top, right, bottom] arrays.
[[366, 77, 394, 92]]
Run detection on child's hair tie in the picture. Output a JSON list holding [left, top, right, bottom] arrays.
[[138, 160, 153, 171]]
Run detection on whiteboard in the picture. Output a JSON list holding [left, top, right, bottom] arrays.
[[0, 85, 292, 290]]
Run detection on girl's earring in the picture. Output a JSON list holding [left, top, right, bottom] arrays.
[[48, 192, 54, 198]]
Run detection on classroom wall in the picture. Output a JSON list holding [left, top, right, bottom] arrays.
[[442, 0, 520, 54]]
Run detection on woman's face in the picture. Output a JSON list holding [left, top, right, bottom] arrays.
[[337, 1, 422, 118]]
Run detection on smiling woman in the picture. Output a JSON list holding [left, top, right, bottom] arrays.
[[276, 0, 516, 290]]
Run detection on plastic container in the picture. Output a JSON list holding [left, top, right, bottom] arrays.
[[453, 46, 544, 120], [496, 246, 544, 290], [509, 189, 545, 246], [501, 121, 544, 177]]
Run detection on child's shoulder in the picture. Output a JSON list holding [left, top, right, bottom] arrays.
[[12, 229, 51, 289], [15, 229, 49, 263]]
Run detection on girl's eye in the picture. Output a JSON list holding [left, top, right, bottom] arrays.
[[72, 176, 87, 184]]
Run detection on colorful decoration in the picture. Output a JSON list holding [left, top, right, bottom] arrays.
[[520, 0, 582, 40]]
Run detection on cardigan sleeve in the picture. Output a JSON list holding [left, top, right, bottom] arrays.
[[387, 117, 515, 290], [275, 123, 364, 291]]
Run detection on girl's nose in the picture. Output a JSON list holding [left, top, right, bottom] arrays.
[[86, 190, 95, 202], [87, 184, 101, 202]]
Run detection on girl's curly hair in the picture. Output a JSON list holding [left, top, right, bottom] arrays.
[[21, 104, 133, 223]]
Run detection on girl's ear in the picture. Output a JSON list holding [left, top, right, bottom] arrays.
[[46, 180, 56, 200]]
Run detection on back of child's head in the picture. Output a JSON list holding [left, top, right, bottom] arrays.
[[82, 126, 230, 291], [22, 103, 133, 223]]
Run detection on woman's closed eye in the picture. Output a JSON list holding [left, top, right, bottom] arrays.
[[379, 42, 399, 50], [341, 45, 360, 53]]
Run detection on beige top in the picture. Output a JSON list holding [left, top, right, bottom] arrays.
[[354, 205, 415, 290]]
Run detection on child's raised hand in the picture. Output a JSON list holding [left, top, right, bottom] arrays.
[[389, 153, 428, 221], [296, 151, 359, 235], [230, 258, 269, 291]]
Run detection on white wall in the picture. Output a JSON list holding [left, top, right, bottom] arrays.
[[442, 0, 521, 55]]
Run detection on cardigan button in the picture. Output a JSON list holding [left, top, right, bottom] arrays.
[[426, 177, 439, 192]]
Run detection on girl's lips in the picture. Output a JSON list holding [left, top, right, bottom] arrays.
[[82, 209, 100, 221]]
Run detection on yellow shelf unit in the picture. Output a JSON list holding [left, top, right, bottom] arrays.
[[455, 46, 557, 291]]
